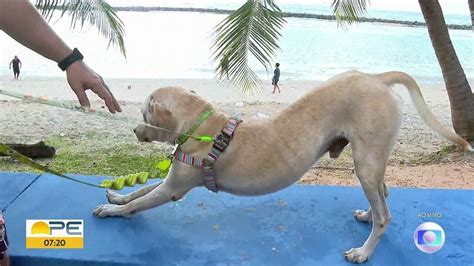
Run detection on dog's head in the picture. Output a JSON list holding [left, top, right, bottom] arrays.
[[134, 87, 211, 144]]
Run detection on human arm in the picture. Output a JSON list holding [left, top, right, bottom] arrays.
[[0, 0, 121, 113], [8, 60, 11, 69], [19, 60, 22, 69], [0, 0, 71, 62]]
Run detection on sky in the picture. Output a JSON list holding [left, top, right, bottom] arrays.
[[105, 0, 471, 15]]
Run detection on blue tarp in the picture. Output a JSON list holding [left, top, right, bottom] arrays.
[[0, 171, 472, 265]]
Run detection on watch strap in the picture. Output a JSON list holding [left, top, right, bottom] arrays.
[[58, 48, 84, 71]]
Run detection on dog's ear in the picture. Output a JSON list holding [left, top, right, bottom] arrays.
[[147, 96, 170, 114], [148, 96, 173, 127], [149, 96, 170, 115], [148, 96, 155, 113], [154, 103, 171, 117]]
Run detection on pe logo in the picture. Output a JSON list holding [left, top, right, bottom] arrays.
[[414, 222, 445, 253], [26, 219, 83, 249]]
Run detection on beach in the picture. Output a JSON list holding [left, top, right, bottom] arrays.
[[1, 3, 472, 190], [1, 76, 472, 189], [1, 3, 474, 265]]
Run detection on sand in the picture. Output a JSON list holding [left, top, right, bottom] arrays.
[[1, 76, 473, 189], [0, 76, 458, 104]]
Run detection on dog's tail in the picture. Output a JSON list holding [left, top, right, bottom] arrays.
[[376, 71, 472, 151]]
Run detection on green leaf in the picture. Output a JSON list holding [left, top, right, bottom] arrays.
[[212, 0, 286, 94], [331, 0, 369, 27], [35, 0, 126, 58]]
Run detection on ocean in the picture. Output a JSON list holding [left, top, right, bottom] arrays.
[[0, 2, 472, 84]]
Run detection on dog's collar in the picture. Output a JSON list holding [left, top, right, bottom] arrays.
[[175, 108, 215, 146], [174, 117, 242, 192]]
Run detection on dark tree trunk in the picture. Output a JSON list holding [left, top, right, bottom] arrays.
[[0, 142, 55, 159], [419, 0, 474, 141], [469, 0, 474, 30]]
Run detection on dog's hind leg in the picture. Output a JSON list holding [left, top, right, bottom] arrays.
[[343, 142, 392, 263], [106, 182, 162, 205], [354, 182, 389, 223], [353, 207, 372, 223]]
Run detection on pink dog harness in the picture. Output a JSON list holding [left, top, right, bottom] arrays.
[[174, 117, 241, 192]]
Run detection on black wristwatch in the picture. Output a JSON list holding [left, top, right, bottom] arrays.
[[58, 48, 84, 71]]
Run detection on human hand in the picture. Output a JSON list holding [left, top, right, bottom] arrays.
[[66, 61, 121, 113]]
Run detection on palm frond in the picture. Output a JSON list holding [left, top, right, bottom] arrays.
[[331, 0, 369, 26], [212, 0, 286, 94], [35, 0, 126, 58]]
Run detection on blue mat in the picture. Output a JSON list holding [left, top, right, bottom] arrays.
[[0, 172, 40, 211], [1, 171, 473, 265]]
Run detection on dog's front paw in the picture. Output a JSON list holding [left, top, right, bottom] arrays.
[[93, 204, 131, 218], [343, 247, 370, 263], [353, 209, 372, 223], [106, 190, 127, 205]]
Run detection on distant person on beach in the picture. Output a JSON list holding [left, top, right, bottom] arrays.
[[272, 63, 281, 94], [8, 55, 22, 79], [0, 0, 121, 113]]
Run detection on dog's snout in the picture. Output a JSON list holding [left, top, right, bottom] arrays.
[[133, 128, 136, 133]]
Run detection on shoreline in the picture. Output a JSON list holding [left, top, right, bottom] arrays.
[[111, 6, 472, 31]]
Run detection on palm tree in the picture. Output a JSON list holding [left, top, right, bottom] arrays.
[[418, 0, 474, 141], [212, 0, 370, 93], [35, 0, 126, 57], [212, 0, 286, 93], [214, 0, 473, 141], [469, 0, 474, 30]]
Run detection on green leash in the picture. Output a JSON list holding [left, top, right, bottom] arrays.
[[0, 89, 113, 119], [0, 142, 171, 190], [0, 143, 101, 188], [0, 89, 216, 190], [175, 108, 215, 145]]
